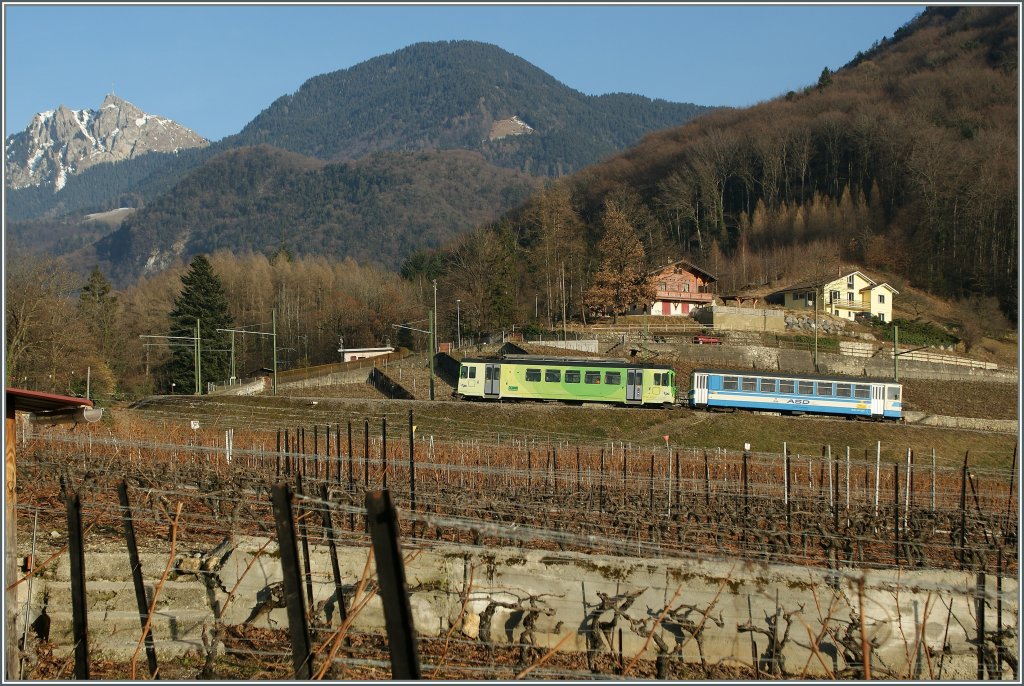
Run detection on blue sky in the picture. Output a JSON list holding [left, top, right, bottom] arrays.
[[4, 3, 926, 141]]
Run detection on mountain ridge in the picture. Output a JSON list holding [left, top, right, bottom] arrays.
[[4, 94, 209, 191]]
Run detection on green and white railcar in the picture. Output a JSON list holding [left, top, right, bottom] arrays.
[[456, 355, 677, 407]]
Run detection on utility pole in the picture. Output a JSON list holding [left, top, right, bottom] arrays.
[[272, 309, 278, 395], [432, 280, 438, 353], [456, 300, 461, 350], [561, 262, 568, 342], [195, 318, 202, 395], [894, 324, 899, 382], [428, 309, 435, 400], [813, 285, 818, 371]]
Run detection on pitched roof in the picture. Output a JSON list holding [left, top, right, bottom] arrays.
[[5, 388, 94, 414], [776, 269, 890, 294], [648, 259, 717, 282]]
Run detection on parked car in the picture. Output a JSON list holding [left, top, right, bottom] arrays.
[[692, 334, 722, 345]]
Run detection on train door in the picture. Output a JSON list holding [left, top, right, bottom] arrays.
[[484, 363, 501, 397], [692, 372, 709, 407], [626, 368, 643, 403], [870, 384, 884, 417]]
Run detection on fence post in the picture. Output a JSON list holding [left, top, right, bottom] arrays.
[[117, 481, 158, 678], [65, 490, 90, 680], [294, 473, 315, 619], [408, 410, 415, 514], [893, 463, 901, 567], [364, 420, 370, 491], [960, 452, 969, 571], [976, 570, 986, 680], [365, 491, 421, 679], [381, 417, 388, 491], [270, 483, 313, 680], [319, 484, 349, 630]]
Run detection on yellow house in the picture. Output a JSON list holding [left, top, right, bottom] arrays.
[[779, 270, 898, 322]]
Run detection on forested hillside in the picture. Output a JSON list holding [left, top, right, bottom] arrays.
[[6, 40, 710, 225], [408, 6, 1018, 335], [88, 145, 541, 284], [230, 40, 711, 175]]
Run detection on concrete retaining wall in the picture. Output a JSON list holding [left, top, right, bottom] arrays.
[[275, 367, 371, 391], [21, 538, 1016, 679], [904, 411, 1018, 433], [526, 339, 600, 353], [693, 307, 786, 332], [208, 377, 268, 396], [673, 340, 1017, 384]]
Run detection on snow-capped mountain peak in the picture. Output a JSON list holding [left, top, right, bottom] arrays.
[[5, 94, 209, 191]]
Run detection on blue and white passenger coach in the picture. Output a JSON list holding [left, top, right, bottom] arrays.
[[688, 369, 902, 420]]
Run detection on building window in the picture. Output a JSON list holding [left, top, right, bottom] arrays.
[[585, 371, 601, 384], [683, 283, 690, 292], [525, 369, 541, 382], [878, 293, 886, 304], [847, 292, 855, 301], [545, 369, 561, 383], [847, 275, 855, 288], [830, 290, 840, 302], [566, 370, 581, 384], [878, 313, 885, 322]]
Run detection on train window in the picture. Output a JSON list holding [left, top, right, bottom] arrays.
[[585, 371, 601, 384], [723, 376, 738, 390], [566, 370, 581, 384], [798, 381, 814, 395], [545, 369, 561, 383], [525, 369, 541, 382], [854, 385, 870, 399], [818, 382, 834, 396], [605, 371, 621, 385], [460, 366, 468, 379], [760, 379, 776, 393], [469, 367, 476, 379], [485, 367, 492, 381], [887, 386, 900, 400], [779, 380, 795, 394], [836, 383, 851, 397], [741, 377, 757, 391]]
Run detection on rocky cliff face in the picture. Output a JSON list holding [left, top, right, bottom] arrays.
[[4, 94, 209, 191]]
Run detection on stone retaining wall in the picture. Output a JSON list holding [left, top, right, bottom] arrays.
[[20, 538, 1016, 679]]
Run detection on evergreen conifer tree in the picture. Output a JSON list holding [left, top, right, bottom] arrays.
[[78, 266, 120, 360], [165, 255, 233, 393]]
